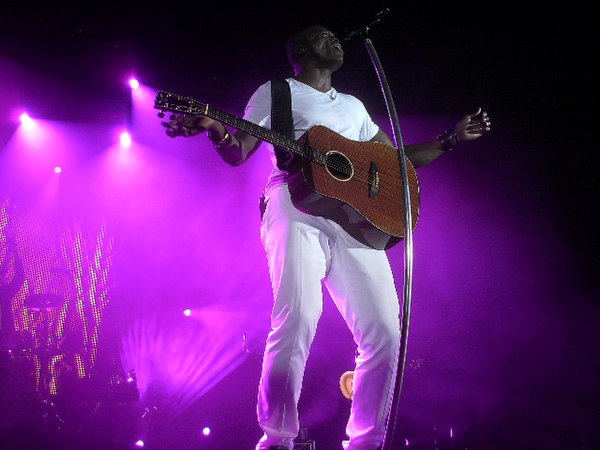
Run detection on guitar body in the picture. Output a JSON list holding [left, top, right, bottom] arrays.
[[288, 126, 420, 250]]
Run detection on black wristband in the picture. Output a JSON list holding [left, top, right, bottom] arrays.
[[437, 129, 460, 151]]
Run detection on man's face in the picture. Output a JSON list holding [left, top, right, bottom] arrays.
[[301, 26, 344, 69]]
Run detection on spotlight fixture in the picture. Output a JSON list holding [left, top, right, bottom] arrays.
[[19, 112, 35, 130], [120, 131, 132, 148]]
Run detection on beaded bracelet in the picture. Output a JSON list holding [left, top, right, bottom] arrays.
[[437, 129, 460, 151]]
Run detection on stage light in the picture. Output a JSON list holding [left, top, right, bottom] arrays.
[[201, 426, 211, 436], [129, 78, 140, 89], [183, 308, 192, 317], [134, 439, 144, 447], [120, 131, 132, 148], [54, 166, 62, 174], [19, 112, 35, 130]]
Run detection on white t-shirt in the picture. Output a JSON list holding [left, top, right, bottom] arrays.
[[243, 78, 380, 192]]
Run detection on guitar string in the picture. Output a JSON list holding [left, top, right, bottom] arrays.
[[170, 109, 414, 208], [158, 96, 416, 206], [159, 96, 417, 230], [208, 108, 413, 194], [158, 94, 376, 184]]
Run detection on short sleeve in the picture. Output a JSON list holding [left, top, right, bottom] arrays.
[[243, 80, 272, 129]]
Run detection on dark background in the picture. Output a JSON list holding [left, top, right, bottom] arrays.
[[1, 1, 598, 449], [0, 0, 596, 249]]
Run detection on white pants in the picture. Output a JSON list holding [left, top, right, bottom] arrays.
[[255, 185, 401, 450]]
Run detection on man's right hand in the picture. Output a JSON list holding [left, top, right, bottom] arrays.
[[161, 114, 216, 138]]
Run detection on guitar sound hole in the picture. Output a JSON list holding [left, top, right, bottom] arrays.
[[325, 151, 353, 181]]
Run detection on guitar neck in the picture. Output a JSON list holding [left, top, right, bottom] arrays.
[[208, 105, 299, 150], [155, 90, 316, 160]]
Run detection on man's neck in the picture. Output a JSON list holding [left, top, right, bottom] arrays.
[[293, 70, 333, 93]]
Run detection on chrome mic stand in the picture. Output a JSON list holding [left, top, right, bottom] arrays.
[[344, 9, 414, 449]]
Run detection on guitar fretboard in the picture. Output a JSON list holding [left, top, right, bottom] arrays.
[[155, 91, 327, 165]]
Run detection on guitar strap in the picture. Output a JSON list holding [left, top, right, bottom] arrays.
[[259, 78, 295, 219], [270, 78, 296, 171]]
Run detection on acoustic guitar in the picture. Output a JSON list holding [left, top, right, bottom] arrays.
[[154, 90, 419, 250]]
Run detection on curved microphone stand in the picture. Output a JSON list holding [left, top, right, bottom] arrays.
[[344, 11, 415, 447], [363, 36, 414, 450]]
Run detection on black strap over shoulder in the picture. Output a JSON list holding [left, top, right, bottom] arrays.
[[270, 78, 296, 171]]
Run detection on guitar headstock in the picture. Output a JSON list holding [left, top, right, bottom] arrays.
[[154, 91, 208, 117]]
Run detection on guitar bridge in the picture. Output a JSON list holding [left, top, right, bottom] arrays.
[[368, 161, 380, 198]]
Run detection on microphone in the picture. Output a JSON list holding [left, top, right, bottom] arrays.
[[342, 8, 391, 41]]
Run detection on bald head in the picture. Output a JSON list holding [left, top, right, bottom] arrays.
[[285, 25, 345, 77], [286, 25, 328, 68]]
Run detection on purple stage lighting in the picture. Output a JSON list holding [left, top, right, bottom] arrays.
[[129, 78, 140, 89], [120, 131, 132, 148], [201, 426, 211, 436], [19, 112, 34, 130]]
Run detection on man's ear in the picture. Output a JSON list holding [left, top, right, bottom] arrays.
[[294, 45, 307, 55]]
